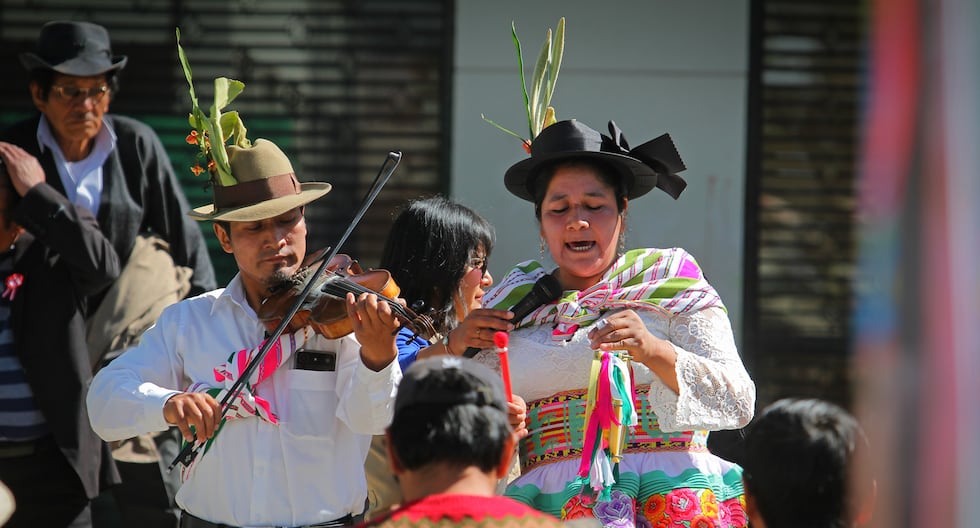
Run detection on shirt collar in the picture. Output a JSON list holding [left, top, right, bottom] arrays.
[[211, 273, 252, 317], [35, 114, 117, 159]]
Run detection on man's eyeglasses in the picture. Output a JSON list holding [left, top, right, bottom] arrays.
[[467, 256, 489, 275], [51, 84, 110, 102]]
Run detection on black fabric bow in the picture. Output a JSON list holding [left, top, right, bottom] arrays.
[[602, 121, 688, 200]]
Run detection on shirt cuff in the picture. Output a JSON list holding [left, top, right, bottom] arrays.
[[352, 358, 402, 432], [354, 357, 402, 395], [140, 383, 182, 432]]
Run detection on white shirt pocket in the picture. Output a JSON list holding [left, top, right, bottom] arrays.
[[278, 368, 340, 438]]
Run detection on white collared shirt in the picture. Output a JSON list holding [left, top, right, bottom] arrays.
[[87, 275, 401, 527], [35, 115, 116, 216]]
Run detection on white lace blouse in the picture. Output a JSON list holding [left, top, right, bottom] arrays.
[[473, 305, 755, 432]]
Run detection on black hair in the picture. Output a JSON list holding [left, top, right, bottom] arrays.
[[388, 367, 511, 472], [214, 220, 230, 238], [30, 69, 120, 100], [530, 157, 628, 220], [742, 398, 873, 528], [379, 196, 494, 334]]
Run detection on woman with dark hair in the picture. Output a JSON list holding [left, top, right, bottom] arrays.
[[379, 195, 514, 371], [477, 120, 756, 527], [361, 196, 525, 518]]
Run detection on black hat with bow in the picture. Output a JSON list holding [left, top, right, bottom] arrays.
[[19, 21, 128, 76], [504, 119, 688, 202]]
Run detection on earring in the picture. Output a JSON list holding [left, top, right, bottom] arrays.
[[618, 213, 627, 255], [540, 238, 547, 260]]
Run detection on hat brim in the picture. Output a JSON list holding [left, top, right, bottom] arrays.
[[19, 53, 127, 76], [504, 150, 659, 202], [189, 183, 331, 222], [0, 479, 13, 525]]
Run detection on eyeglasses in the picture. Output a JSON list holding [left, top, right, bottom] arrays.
[[50, 84, 110, 102], [467, 255, 489, 275]]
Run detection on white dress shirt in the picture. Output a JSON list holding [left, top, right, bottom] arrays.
[[36, 115, 116, 216], [87, 274, 401, 527]]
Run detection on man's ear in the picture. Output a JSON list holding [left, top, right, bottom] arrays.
[[213, 223, 233, 254], [385, 429, 404, 475], [29, 82, 46, 113], [495, 431, 518, 479]]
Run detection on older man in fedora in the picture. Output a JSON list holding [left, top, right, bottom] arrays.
[[1, 19, 215, 346], [1, 20, 218, 527], [87, 136, 404, 528]]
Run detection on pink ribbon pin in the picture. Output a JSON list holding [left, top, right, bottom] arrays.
[[2, 274, 23, 301]]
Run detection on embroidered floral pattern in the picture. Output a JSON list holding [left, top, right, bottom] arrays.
[[699, 490, 718, 518], [561, 494, 593, 521], [666, 489, 700, 521], [592, 490, 636, 528], [557, 488, 746, 528], [634, 499, 654, 528], [719, 497, 748, 527], [643, 494, 667, 520], [637, 488, 747, 528], [689, 514, 717, 528]]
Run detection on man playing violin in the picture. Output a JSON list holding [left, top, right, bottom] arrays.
[[87, 137, 402, 528]]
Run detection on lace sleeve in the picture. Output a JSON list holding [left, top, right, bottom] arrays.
[[647, 306, 756, 432]]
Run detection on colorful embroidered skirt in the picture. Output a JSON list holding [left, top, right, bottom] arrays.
[[505, 389, 748, 527]]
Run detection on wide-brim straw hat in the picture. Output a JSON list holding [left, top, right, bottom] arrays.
[[189, 139, 331, 222], [504, 119, 688, 202], [19, 21, 128, 76]]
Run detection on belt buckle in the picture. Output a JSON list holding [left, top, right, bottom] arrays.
[[299, 513, 356, 528]]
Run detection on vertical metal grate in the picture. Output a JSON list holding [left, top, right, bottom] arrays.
[[744, 0, 867, 409], [0, 1, 453, 283]]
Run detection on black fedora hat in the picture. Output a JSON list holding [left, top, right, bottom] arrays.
[[19, 21, 127, 76], [504, 119, 688, 202]]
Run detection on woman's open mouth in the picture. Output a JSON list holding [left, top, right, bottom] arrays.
[[567, 241, 595, 252]]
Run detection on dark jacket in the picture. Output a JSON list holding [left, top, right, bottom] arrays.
[[9, 182, 121, 498], [1, 114, 216, 298]]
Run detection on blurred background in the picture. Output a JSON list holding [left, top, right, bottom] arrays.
[[1, 0, 976, 525]]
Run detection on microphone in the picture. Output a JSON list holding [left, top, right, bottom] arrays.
[[462, 274, 562, 358]]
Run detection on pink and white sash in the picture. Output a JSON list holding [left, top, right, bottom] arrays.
[[181, 329, 307, 480]]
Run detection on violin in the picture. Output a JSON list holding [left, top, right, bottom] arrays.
[[257, 249, 437, 342]]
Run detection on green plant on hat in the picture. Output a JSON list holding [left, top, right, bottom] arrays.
[[482, 17, 565, 153], [176, 27, 250, 187]]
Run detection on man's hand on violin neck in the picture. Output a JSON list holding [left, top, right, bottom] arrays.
[[345, 291, 399, 371], [164, 392, 222, 444]]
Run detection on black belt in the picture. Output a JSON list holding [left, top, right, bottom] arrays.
[[180, 511, 358, 528]]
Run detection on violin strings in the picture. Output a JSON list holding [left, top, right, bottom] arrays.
[[321, 278, 412, 319], [320, 277, 434, 338]]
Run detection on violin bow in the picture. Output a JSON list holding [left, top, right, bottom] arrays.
[[169, 151, 403, 472]]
